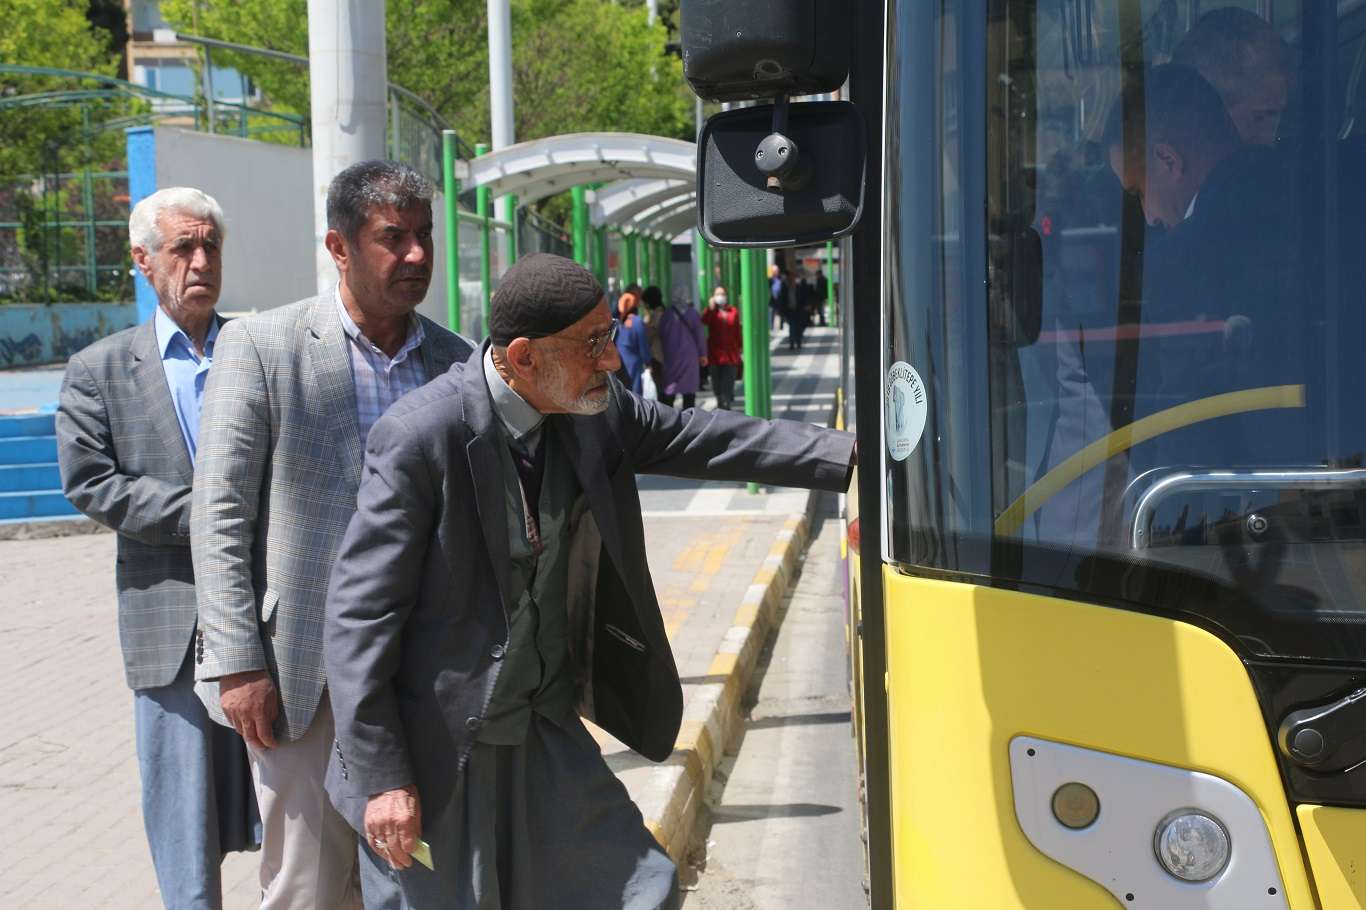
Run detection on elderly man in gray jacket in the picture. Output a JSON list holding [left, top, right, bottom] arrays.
[[324, 254, 855, 909], [191, 161, 473, 908], [57, 186, 259, 909]]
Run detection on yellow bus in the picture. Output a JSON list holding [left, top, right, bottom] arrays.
[[685, 0, 1366, 906]]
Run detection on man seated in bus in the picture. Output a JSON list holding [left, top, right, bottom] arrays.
[[1105, 64, 1304, 461], [1171, 7, 1293, 147]]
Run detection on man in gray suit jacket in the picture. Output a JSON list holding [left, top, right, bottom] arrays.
[[324, 254, 855, 908], [191, 161, 474, 909], [58, 187, 259, 909]]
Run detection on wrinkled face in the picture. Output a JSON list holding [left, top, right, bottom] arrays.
[[1109, 141, 1189, 228], [134, 209, 222, 319], [335, 202, 433, 316], [1226, 73, 1288, 146], [533, 299, 621, 415]]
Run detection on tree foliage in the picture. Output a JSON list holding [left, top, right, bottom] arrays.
[[156, 0, 694, 222], [0, 0, 120, 176]]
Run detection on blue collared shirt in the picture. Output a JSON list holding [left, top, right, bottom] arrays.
[[153, 305, 218, 462], [334, 287, 427, 445]]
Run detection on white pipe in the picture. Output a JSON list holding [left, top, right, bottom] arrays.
[[307, 0, 389, 296], [488, 0, 517, 225]]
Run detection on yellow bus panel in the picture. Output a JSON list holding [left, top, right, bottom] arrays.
[[1298, 804, 1366, 906], [881, 569, 1316, 908]]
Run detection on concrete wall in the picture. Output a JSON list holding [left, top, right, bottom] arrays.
[[152, 127, 316, 314], [0, 303, 138, 368], [1, 128, 490, 369]]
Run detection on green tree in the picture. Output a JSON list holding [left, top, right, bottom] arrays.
[[156, 0, 694, 221], [0, 0, 120, 176]]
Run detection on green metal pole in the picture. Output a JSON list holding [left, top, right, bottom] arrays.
[[571, 186, 588, 266], [623, 232, 637, 290], [81, 108, 96, 295], [655, 235, 666, 299], [740, 249, 761, 493], [594, 226, 608, 286], [826, 240, 836, 327], [441, 130, 460, 333], [476, 143, 492, 333], [506, 194, 519, 262], [764, 251, 775, 418], [641, 235, 652, 287], [693, 233, 706, 305]]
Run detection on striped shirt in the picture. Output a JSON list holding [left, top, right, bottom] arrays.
[[334, 288, 427, 445]]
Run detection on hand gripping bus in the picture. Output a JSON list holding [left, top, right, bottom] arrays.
[[681, 1, 1366, 907]]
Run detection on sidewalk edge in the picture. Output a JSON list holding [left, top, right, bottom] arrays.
[[641, 482, 824, 863]]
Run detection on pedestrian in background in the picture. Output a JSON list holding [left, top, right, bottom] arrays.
[[615, 293, 651, 394], [768, 263, 786, 330], [814, 266, 830, 326], [191, 161, 471, 909], [652, 285, 707, 409], [787, 271, 812, 352], [701, 285, 742, 410], [321, 253, 857, 910], [57, 186, 260, 910]]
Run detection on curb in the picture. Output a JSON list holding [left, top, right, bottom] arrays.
[[0, 515, 105, 541], [640, 484, 824, 863]]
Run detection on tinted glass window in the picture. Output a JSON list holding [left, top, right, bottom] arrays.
[[886, 0, 1366, 661]]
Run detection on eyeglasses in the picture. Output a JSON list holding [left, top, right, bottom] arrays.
[[527, 318, 619, 359]]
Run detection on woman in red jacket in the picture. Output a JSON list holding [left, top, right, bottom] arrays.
[[700, 285, 743, 410]]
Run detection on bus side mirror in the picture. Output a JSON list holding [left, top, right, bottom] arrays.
[[697, 100, 866, 248]]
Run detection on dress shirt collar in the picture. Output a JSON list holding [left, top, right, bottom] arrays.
[[154, 304, 218, 360], [1183, 190, 1199, 222], [483, 347, 545, 443], [333, 285, 425, 361]]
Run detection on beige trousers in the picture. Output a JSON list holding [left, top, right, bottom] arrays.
[[246, 692, 362, 909]]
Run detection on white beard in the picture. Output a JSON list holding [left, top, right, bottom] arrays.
[[539, 358, 610, 415]]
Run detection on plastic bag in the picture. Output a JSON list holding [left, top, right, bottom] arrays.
[[641, 369, 658, 401]]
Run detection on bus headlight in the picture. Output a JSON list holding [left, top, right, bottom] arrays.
[[1153, 810, 1231, 882]]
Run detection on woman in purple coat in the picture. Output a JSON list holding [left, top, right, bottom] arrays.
[[645, 285, 708, 409]]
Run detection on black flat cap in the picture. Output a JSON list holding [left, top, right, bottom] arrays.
[[489, 253, 604, 345]]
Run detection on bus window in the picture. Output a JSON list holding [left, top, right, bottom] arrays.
[[885, 0, 1366, 662]]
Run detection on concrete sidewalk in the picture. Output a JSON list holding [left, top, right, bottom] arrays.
[[0, 327, 843, 907]]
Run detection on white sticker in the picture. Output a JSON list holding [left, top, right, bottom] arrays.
[[884, 361, 927, 462]]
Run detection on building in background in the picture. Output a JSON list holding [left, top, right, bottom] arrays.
[[124, 0, 259, 113]]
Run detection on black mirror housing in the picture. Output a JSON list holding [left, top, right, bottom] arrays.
[[681, 0, 850, 102], [697, 101, 866, 249]]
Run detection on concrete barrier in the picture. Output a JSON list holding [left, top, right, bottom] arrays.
[[0, 303, 137, 368]]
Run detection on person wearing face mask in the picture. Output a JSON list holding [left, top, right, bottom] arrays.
[[321, 253, 856, 909], [190, 161, 472, 908], [701, 285, 742, 410]]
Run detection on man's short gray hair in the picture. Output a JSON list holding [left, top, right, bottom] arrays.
[[326, 160, 434, 244], [128, 186, 226, 253]]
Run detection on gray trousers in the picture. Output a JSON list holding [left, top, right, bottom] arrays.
[[361, 713, 678, 910], [134, 653, 260, 910]]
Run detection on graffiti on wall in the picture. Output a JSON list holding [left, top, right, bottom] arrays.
[[0, 333, 44, 366]]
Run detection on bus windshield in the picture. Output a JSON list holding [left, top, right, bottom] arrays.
[[885, 0, 1366, 662]]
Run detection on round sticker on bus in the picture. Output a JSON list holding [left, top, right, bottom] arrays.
[[885, 361, 927, 462]]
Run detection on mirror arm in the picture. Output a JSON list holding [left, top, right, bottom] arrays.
[[755, 94, 814, 193]]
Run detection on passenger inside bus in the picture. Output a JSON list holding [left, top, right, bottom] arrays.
[[1022, 4, 1365, 624], [1170, 6, 1293, 147]]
